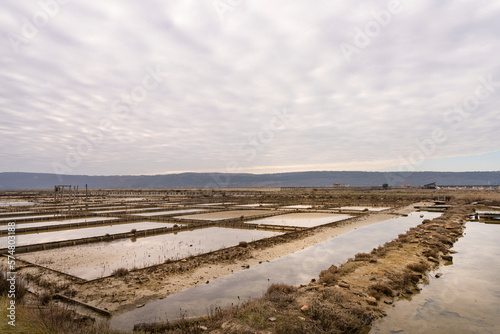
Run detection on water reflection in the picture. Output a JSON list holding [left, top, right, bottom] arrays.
[[371, 221, 500, 334]]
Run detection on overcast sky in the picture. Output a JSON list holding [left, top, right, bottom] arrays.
[[1, 0, 499, 176]]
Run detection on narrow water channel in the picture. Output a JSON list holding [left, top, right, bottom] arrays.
[[110, 211, 440, 332], [370, 221, 500, 334]]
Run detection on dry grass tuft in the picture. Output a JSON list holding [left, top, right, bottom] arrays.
[[111, 267, 129, 277], [367, 282, 393, 300], [319, 265, 338, 284], [336, 261, 362, 276], [407, 261, 430, 273], [264, 283, 298, 306], [309, 299, 371, 333], [386, 270, 420, 290], [354, 252, 373, 261], [422, 247, 439, 259], [321, 288, 345, 303]]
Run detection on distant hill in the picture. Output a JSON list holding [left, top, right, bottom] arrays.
[[0, 171, 499, 190]]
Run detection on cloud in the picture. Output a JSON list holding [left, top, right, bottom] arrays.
[[1, 0, 499, 175]]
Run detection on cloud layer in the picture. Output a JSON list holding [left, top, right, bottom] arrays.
[[1, 0, 499, 175]]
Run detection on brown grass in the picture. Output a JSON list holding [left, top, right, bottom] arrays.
[[386, 270, 420, 290], [406, 261, 430, 273], [354, 252, 373, 261], [264, 283, 298, 306], [422, 247, 439, 259], [367, 282, 394, 300], [308, 299, 372, 333], [111, 267, 129, 277], [321, 287, 345, 303], [319, 265, 338, 284], [0, 295, 122, 334], [0, 270, 28, 302], [336, 261, 362, 276]]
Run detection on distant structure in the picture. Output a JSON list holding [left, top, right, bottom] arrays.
[[423, 182, 437, 189], [333, 183, 350, 188], [401, 184, 410, 188], [54, 185, 81, 202]]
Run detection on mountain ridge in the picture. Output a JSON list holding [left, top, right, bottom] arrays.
[[1, 171, 499, 190]]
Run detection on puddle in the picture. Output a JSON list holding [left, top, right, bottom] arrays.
[[236, 204, 275, 207], [370, 221, 500, 334], [110, 212, 440, 331], [18, 227, 283, 280], [0, 217, 119, 231], [131, 209, 207, 217], [0, 222, 175, 247], [174, 210, 273, 221], [249, 212, 352, 228]]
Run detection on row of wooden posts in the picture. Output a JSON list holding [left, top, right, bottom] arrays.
[[54, 184, 89, 202]]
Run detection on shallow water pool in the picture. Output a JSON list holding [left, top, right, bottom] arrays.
[[370, 221, 500, 334]]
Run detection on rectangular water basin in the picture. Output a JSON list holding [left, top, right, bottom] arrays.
[[249, 213, 353, 228], [18, 227, 283, 279], [0, 217, 120, 231], [0, 221, 176, 247], [90, 207, 163, 214], [281, 205, 314, 209], [174, 210, 273, 221], [131, 209, 208, 217]]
